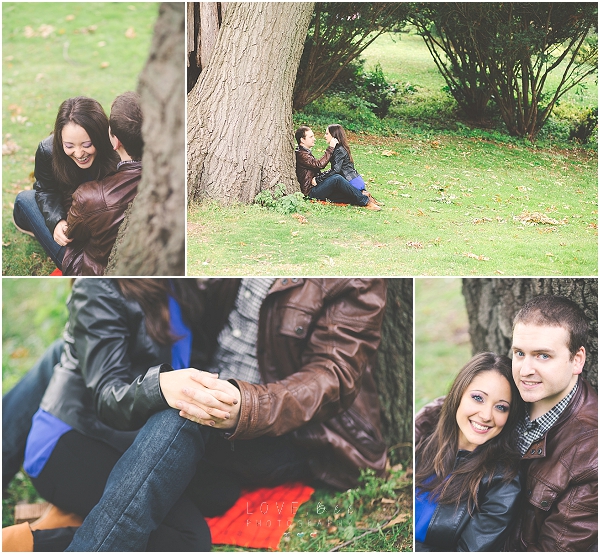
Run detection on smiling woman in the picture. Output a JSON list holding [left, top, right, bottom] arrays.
[[414, 352, 524, 552]]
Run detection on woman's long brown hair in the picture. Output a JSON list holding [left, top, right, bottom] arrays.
[[115, 279, 205, 345], [52, 96, 119, 191], [415, 352, 523, 513], [327, 124, 353, 164]]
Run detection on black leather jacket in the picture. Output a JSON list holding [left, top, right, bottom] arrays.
[[33, 135, 95, 235], [315, 145, 359, 185], [415, 402, 522, 552]]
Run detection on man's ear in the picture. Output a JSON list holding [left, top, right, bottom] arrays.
[[572, 346, 586, 375], [109, 131, 121, 152]]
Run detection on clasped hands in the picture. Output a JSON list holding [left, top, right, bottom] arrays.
[[159, 369, 241, 429]]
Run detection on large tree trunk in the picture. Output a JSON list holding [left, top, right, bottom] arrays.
[[374, 279, 413, 465], [462, 278, 598, 389], [187, 2, 314, 205], [107, 2, 185, 275]]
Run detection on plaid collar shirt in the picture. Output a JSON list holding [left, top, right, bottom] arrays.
[[516, 380, 579, 456], [207, 278, 276, 384]]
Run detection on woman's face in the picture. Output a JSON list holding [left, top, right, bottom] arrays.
[[62, 122, 97, 169], [324, 128, 332, 142], [456, 370, 512, 451]]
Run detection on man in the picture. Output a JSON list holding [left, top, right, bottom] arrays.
[[61, 91, 143, 275], [295, 126, 380, 210], [2, 278, 388, 551], [508, 295, 597, 551]]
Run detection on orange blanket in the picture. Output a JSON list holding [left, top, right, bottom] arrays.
[[206, 482, 314, 550]]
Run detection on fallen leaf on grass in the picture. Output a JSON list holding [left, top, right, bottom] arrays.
[[383, 513, 410, 529], [291, 231, 299, 237], [292, 213, 308, 224], [464, 252, 490, 261], [416, 209, 425, 216], [472, 217, 492, 224], [125, 27, 136, 39], [66, 14, 75, 21], [588, 223, 597, 229], [514, 211, 566, 226], [8, 104, 22, 116], [3, 241, 11, 247], [3, 140, 20, 155], [100, 62, 110, 69], [381, 150, 397, 156], [10, 347, 29, 359], [381, 498, 396, 504], [407, 241, 423, 249]]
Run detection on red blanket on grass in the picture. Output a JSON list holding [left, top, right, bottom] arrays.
[[206, 482, 314, 550], [50, 268, 62, 276]]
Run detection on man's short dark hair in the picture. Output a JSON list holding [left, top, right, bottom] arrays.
[[109, 91, 143, 160], [295, 125, 311, 146], [513, 295, 589, 359]]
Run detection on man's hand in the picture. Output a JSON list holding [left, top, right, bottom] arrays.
[[159, 369, 239, 426], [178, 372, 242, 430], [53, 220, 73, 246], [329, 137, 338, 148], [311, 177, 317, 187]]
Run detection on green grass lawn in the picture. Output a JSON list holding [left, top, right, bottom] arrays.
[[414, 278, 471, 412], [188, 31, 597, 276], [188, 134, 597, 276], [2, 2, 158, 275], [2, 278, 412, 551]]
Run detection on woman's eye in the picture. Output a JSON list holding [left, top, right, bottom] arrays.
[[471, 394, 483, 402], [82, 142, 92, 148], [496, 405, 509, 412], [64, 144, 73, 149]]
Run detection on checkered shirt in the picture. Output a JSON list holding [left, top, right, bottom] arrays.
[[207, 278, 276, 384], [516, 380, 578, 456]]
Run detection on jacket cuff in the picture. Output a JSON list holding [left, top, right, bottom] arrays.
[[151, 364, 173, 408], [224, 379, 254, 440]]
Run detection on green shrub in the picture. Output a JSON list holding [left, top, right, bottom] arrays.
[[254, 184, 308, 214]]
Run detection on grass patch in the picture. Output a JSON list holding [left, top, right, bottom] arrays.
[[188, 134, 597, 276], [415, 278, 470, 412], [2, 2, 158, 275]]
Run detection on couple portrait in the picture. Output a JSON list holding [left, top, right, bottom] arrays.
[[2, 277, 411, 551], [415, 280, 598, 552], [3, 2, 185, 277]]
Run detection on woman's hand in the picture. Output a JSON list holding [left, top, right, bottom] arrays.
[[329, 137, 339, 148], [53, 220, 73, 246], [178, 372, 242, 430], [311, 177, 317, 187], [159, 369, 239, 427]]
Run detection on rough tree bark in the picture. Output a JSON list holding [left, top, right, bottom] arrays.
[[107, 2, 185, 276], [187, 2, 314, 205], [374, 279, 413, 464], [462, 278, 598, 389]]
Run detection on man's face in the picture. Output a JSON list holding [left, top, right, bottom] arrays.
[[512, 322, 585, 419], [300, 129, 315, 149]]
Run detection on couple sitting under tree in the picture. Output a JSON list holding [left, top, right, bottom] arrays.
[[295, 124, 381, 211], [12, 93, 144, 275]]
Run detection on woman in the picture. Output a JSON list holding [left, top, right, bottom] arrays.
[[3, 279, 238, 551], [313, 124, 380, 204], [415, 352, 523, 552], [12, 97, 119, 269]]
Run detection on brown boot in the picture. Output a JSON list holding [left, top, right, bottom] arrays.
[[30, 504, 83, 530], [363, 198, 382, 211], [2, 522, 34, 552]]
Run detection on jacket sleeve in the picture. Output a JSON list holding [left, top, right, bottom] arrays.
[[456, 473, 522, 552], [69, 279, 169, 431], [296, 146, 334, 171], [527, 429, 598, 552], [229, 279, 386, 440], [315, 146, 347, 185], [66, 188, 92, 242], [33, 137, 67, 234]]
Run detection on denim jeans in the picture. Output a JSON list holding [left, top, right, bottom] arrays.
[[2, 339, 63, 491], [67, 410, 310, 551], [13, 189, 65, 268], [309, 174, 368, 206]]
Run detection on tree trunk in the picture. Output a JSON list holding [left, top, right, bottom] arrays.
[[187, 2, 314, 205], [107, 2, 185, 276], [462, 278, 598, 389], [374, 279, 413, 465]]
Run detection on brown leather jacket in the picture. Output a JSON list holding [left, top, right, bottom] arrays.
[[62, 162, 141, 275], [507, 377, 598, 552], [201, 278, 388, 490], [295, 145, 334, 195]]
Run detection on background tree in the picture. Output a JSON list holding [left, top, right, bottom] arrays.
[[375, 279, 413, 464], [462, 278, 598, 389], [188, 2, 314, 205], [186, 2, 222, 92], [107, 2, 185, 275], [293, 3, 407, 111], [410, 3, 493, 122], [412, 3, 598, 139]]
